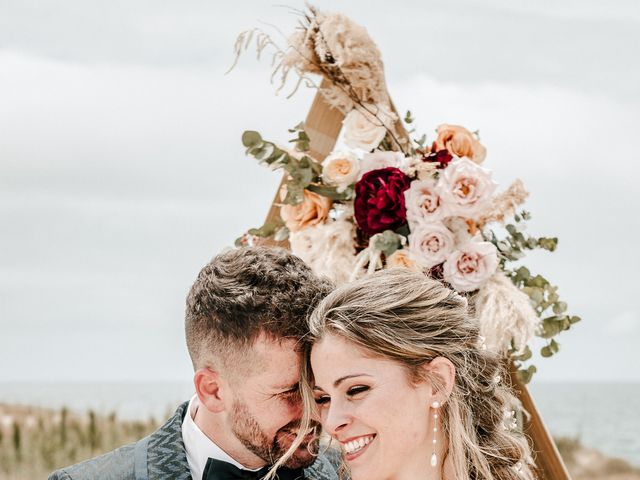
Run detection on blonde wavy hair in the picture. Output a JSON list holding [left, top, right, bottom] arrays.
[[269, 268, 535, 480]]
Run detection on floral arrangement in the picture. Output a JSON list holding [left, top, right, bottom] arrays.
[[232, 7, 580, 383]]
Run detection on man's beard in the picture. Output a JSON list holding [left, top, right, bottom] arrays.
[[230, 399, 319, 469]]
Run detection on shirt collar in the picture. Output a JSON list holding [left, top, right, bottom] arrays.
[[181, 394, 262, 480]]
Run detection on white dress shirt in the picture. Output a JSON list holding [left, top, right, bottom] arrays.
[[181, 394, 263, 480]]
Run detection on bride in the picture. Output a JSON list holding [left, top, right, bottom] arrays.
[[273, 268, 535, 480]]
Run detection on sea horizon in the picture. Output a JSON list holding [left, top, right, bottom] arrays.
[[1, 380, 638, 467]]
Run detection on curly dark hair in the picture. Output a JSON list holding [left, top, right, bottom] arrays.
[[185, 246, 333, 370]]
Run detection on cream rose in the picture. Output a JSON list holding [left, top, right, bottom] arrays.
[[322, 150, 360, 193], [408, 221, 455, 268], [443, 241, 498, 292], [386, 249, 424, 272], [434, 124, 487, 163], [343, 103, 396, 151], [359, 151, 406, 178], [280, 188, 332, 232], [439, 157, 497, 219], [405, 179, 445, 226]]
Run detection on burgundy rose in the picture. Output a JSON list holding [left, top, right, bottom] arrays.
[[423, 148, 453, 169], [354, 167, 412, 236]]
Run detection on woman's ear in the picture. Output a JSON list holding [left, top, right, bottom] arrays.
[[194, 367, 226, 413], [425, 356, 456, 401]]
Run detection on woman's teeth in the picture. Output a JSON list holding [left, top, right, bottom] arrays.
[[343, 435, 374, 454]]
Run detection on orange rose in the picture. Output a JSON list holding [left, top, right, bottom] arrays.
[[434, 124, 486, 163], [280, 188, 332, 232], [386, 249, 424, 272]]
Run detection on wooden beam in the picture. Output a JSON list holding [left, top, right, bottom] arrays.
[[259, 79, 344, 248], [509, 365, 571, 479]]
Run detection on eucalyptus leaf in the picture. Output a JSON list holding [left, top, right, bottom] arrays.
[[404, 110, 414, 124], [541, 345, 553, 358], [255, 143, 275, 160], [307, 184, 350, 201], [497, 240, 510, 252], [242, 130, 262, 147], [511, 344, 532, 362], [553, 301, 568, 314], [514, 266, 531, 283], [248, 221, 279, 238], [375, 231, 403, 257], [283, 183, 304, 205], [516, 365, 537, 384], [298, 131, 310, 142]]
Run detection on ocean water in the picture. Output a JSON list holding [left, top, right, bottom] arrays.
[[1, 381, 638, 466], [527, 382, 640, 467]]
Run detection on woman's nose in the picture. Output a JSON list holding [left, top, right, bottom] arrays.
[[323, 400, 351, 436]]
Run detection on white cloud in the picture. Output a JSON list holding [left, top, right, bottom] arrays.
[[604, 311, 640, 336], [1, 3, 640, 381]]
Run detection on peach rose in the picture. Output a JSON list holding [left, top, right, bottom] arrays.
[[434, 124, 486, 163], [322, 151, 360, 193], [280, 188, 332, 232], [386, 249, 424, 272]]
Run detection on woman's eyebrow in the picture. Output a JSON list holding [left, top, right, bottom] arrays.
[[314, 373, 373, 391]]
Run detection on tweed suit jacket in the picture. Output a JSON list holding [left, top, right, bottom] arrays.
[[48, 402, 340, 480]]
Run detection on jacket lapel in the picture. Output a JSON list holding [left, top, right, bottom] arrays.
[[146, 401, 193, 480], [143, 402, 340, 480]]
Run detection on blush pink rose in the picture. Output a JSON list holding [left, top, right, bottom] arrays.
[[443, 241, 498, 292]]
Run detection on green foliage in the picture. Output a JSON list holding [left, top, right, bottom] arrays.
[[515, 364, 537, 384], [413, 134, 427, 149], [374, 230, 403, 257], [306, 184, 352, 201], [402, 109, 429, 153], [240, 125, 351, 243], [492, 213, 558, 265], [288, 122, 310, 152], [488, 210, 581, 383], [241, 127, 323, 206], [248, 220, 283, 238], [404, 110, 414, 124], [234, 219, 286, 246]]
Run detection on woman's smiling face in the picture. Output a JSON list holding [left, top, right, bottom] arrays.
[[310, 333, 434, 480]]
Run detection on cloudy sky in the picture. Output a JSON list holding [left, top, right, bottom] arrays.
[[1, 0, 638, 382]]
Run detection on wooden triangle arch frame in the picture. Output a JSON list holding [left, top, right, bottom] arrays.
[[260, 80, 570, 480]]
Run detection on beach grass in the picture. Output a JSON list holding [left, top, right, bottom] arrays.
[[0, 404, 157, 480]]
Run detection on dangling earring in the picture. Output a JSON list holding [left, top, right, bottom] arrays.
[[430, 401, 440, 467]]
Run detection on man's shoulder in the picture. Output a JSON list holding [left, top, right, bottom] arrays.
[[48, 442, 137, 480], [305, 446, 344, 480], [48, 401, 190, 480]]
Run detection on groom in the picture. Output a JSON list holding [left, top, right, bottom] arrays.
[[49, 247, 337, 480]]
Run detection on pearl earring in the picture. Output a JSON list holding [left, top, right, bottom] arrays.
[[431, 401, 440, 467]]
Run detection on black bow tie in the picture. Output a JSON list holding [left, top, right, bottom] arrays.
[[202, 458, 304, 480]]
